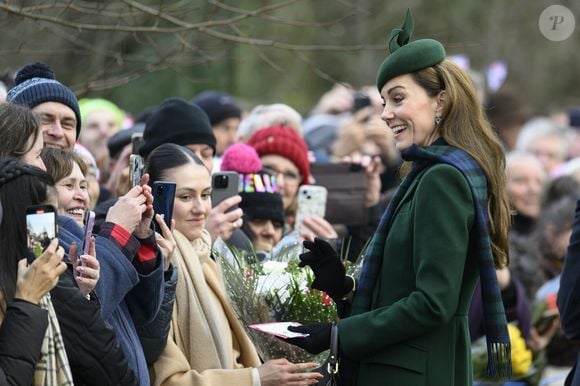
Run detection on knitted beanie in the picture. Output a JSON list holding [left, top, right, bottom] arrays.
[[220, 143, 262, 174], [246, 125, 311, 185], [240, 189, 285, 225], [7, 62, 82, 138], [79, 98, 125, 130], [192, 90, 242, 126], [139, 98, 216, 159]]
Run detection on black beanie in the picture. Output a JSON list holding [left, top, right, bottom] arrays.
[[240, 191, 285, 225], [139, 98, 216, 159], [7, 63, 82, 138], [192, 90, 242, 126]]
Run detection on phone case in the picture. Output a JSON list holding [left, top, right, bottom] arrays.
[[131, 133, 144, 155], [211, 172, 240, 210], [129, 154, 143, 187], [152, 181, 176, 229], [81, 211, 95, 255], [26, 204, 58, 261], [294, 185, 328, 232]]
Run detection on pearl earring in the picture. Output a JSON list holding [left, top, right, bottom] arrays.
[[435, 115, 442, 125]]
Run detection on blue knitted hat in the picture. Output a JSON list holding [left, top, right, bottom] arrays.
[[7, 63, 81, 138]]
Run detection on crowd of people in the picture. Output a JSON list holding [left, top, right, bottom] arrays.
[[0, 9, 579, 386]]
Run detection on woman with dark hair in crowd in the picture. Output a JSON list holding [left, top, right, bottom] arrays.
[[0, 157, 138, 385], [0, 102, 45, 170], [0, 158, 68, 385], [146, 143, 322, 386]]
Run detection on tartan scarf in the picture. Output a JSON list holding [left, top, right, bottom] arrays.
[[34, 293, 74, 386], [351, 139, 511, 378]]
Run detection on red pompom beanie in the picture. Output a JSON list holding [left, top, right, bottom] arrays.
[[246, 125, 310, 185]]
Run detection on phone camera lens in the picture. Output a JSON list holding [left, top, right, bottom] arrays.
[[215, 175, 228, 189]]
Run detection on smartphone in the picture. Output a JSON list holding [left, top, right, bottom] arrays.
[[26, 204, 58, 262], [211, 171, 240, 211], [294, 185, 328, 232], [534, 310, 559, 335], [81, 210, 95, 255], [152, 181, 176, 229], [129, 154, 143, 188], [131, 132, 145, 155]]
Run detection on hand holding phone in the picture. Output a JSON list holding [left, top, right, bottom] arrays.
[[26, 205, 58, 263], [294, 185, 327, 232]]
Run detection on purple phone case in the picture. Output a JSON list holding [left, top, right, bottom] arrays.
[[82, 211, 95, 255]]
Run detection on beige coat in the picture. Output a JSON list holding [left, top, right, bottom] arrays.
[[151, 230, 261, 386]]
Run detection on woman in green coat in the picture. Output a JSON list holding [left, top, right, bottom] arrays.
[[286, 10, 512, 386]]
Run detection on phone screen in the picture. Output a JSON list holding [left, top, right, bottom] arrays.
[[26, 205, 58, 260]]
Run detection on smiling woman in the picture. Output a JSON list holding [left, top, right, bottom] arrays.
[[144, 143, 322, 386], [40, 148, 90, 228]]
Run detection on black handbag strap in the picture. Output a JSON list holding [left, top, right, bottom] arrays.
[[327, 323, 339, 375]]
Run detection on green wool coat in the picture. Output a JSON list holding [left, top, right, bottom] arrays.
[[339, 163, 480, 386]]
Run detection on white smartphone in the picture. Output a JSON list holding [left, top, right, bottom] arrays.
[[294, 185, 327, 232]]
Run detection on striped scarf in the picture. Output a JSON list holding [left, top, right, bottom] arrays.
[[351, 140, 511, 378], [34, 293, 74, 386]]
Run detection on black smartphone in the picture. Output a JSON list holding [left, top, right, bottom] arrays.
[[211, 171, 240, 211], [131, 132, 145, 155], [26, 204, 58, 262], [129, 154, 143, 188], [81, 210, 95, 255], [152, 181, 176, 229]]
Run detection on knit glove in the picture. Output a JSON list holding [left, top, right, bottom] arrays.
[[299, 238, 354, 300], [286, 322, 332, 354]]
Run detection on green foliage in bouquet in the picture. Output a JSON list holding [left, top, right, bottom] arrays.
[[216, 242, 360, 364], [267, 259, 337, 324]]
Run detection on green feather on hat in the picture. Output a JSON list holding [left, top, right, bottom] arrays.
[[376, 9, 446, 91]]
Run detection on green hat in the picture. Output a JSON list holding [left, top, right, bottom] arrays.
[[376, 9, 446, 91]]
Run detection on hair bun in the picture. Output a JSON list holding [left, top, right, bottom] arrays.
[[14, 62, 55, 85]]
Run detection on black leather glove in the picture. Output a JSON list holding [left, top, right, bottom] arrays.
[[286, 322, 332, 354], [299, 238, 354, 300]]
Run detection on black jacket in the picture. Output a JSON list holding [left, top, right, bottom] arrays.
[[557, 199, 580, 386], [50, 268, 138, 386], [0, 300, 48, 386]]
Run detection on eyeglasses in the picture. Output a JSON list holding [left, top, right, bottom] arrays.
[[263, 165, 301, 184]]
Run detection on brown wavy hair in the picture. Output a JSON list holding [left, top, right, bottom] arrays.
[[411, 59, 511, 268]]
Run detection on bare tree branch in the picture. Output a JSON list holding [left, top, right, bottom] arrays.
[[0, 2, 383, 52]]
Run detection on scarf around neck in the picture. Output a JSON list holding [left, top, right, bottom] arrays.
[[351, 139, 511, 378]]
